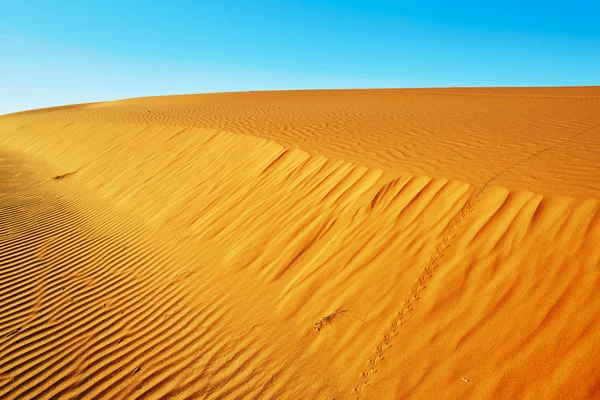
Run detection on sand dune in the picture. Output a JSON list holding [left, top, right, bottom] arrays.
[[1, 88, 600, 399]]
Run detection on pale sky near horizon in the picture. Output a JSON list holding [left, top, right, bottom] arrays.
[[1, 1, 599, 115]]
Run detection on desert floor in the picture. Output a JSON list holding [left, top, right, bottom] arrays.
[[1, 87, 600, 399]]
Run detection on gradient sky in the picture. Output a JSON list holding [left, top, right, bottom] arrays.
[[1, 0, 599, 114]]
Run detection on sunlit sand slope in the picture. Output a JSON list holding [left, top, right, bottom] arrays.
[[1, 88, 600, 399], [6, 87, 600, 198]]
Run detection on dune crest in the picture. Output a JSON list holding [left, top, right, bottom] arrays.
[[2, 88, 600, 399]]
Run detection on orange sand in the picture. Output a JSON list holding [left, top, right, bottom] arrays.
[[1, 87, 600, 399]]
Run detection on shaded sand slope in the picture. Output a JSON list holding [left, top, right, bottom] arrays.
[[1, 88, 600, 399], [0, 150, 339, 399]]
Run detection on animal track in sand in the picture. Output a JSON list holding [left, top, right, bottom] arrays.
[[354, 123, 599, 398]]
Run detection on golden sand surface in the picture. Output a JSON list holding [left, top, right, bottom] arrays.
[[1, 87, 600, 399]]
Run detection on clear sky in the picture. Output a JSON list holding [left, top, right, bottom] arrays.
[[1, 1, 599, 114]]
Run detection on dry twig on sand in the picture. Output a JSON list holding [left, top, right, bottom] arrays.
[[314, 309, 346, 331], [52, 171, 77, 181]]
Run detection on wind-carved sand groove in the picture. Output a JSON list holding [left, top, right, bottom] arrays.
[[354, 123, 600, 398], [1, 88, 600, 399]]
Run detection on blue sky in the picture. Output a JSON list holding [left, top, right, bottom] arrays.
[[1, 1, 599, 114]]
